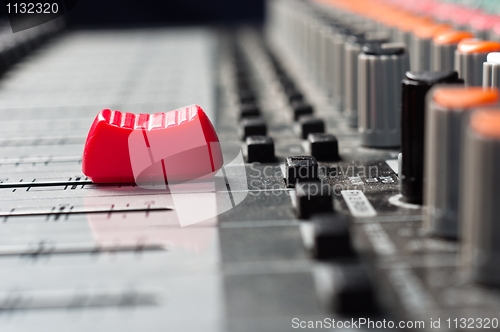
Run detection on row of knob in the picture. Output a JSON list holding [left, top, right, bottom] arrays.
[[378, 0, 500, 41], [268, 0, 500, 147], [423, 86, 500, 287], [268, 0, 500, 287], [230, 40, 377, 314], [267, 48, 378, 313], [285, 154, 378, 313], [232, 40, 342, 163]]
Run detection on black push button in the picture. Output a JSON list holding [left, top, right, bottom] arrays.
[[236, 78, 251, 91], [285, 156, 318, 187], [238, 90, 257, 104], [246, 136, 275, 163], [298, 116, 325, 139], [239, 117, 267, 140], [291, 101, 314, 121], [283, 84, 297, 94], [331, 264, 378, 314], [287, 90, 304, 103], [239, 103, 261, 119], [278, 75, 294, 88], [295, 182, 333, 219], [308, 133, 340, 161], [311, 213, 354, 259]]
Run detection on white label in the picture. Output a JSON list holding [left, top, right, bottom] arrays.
[[341, 190, 377, 217], [386, 159, 399, 175], [348, 176, 364, 185]]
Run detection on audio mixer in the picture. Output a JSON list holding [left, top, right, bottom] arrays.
[[1, 0, 500, 331]]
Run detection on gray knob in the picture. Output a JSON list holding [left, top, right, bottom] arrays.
[[483, 52, 500, 88], [358, 43, 410, 147], [318, 24, 335, 91], [423, 86, 500, 239], [470, 15, 495, 40], [332, 30, 347, 110], [461, 109, 500, 286], [322, 25, 337, 98], [411, 25, 451, 72], [393, 27, 412, 57], [344, 32, 389, 128], [307, 17, 322, 80], [431, 30, 474, 72], [455, 39, 500, 86], [332, 24, 373, 111]]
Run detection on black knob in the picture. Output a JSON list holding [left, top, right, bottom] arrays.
[[287, 90, 304, 103], [308, 133, 340, 162], [238, 90, 257, 104], [285, 156, 318, 187], [246, 136, 275, 163], [401, 70, 463, 204], [295, 182, 333, 219], [330, 264, 378, 314], [239, 103, 260, 119], [239, 117, 267, 140], [291, 101, 314, 121], [236, 79, 251, 91], [297, 116, 325, 139], [311, 213, 355, 259]]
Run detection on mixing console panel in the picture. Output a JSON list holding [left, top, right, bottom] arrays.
[[1, 0, 500, 331]]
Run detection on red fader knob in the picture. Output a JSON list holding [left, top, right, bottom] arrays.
[[82, 104, 223, 184]]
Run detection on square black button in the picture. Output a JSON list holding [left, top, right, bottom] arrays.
[[236, 78, 251, 91], [239, 117, 267, 140], [332, 265, 378, 314], [308, 133, 340, 161], [285, 156, 318, 187], [298, 116, 325, 139], [239, 103, 261, 119], [287, 90, 304, 103], [295, 182, 333, 219], [291, 101, 314, 121], [311, 213, 354, 259], [238, 90, 257, 104], [278, 75, 294, 89], [246, 136, 275, 163]]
